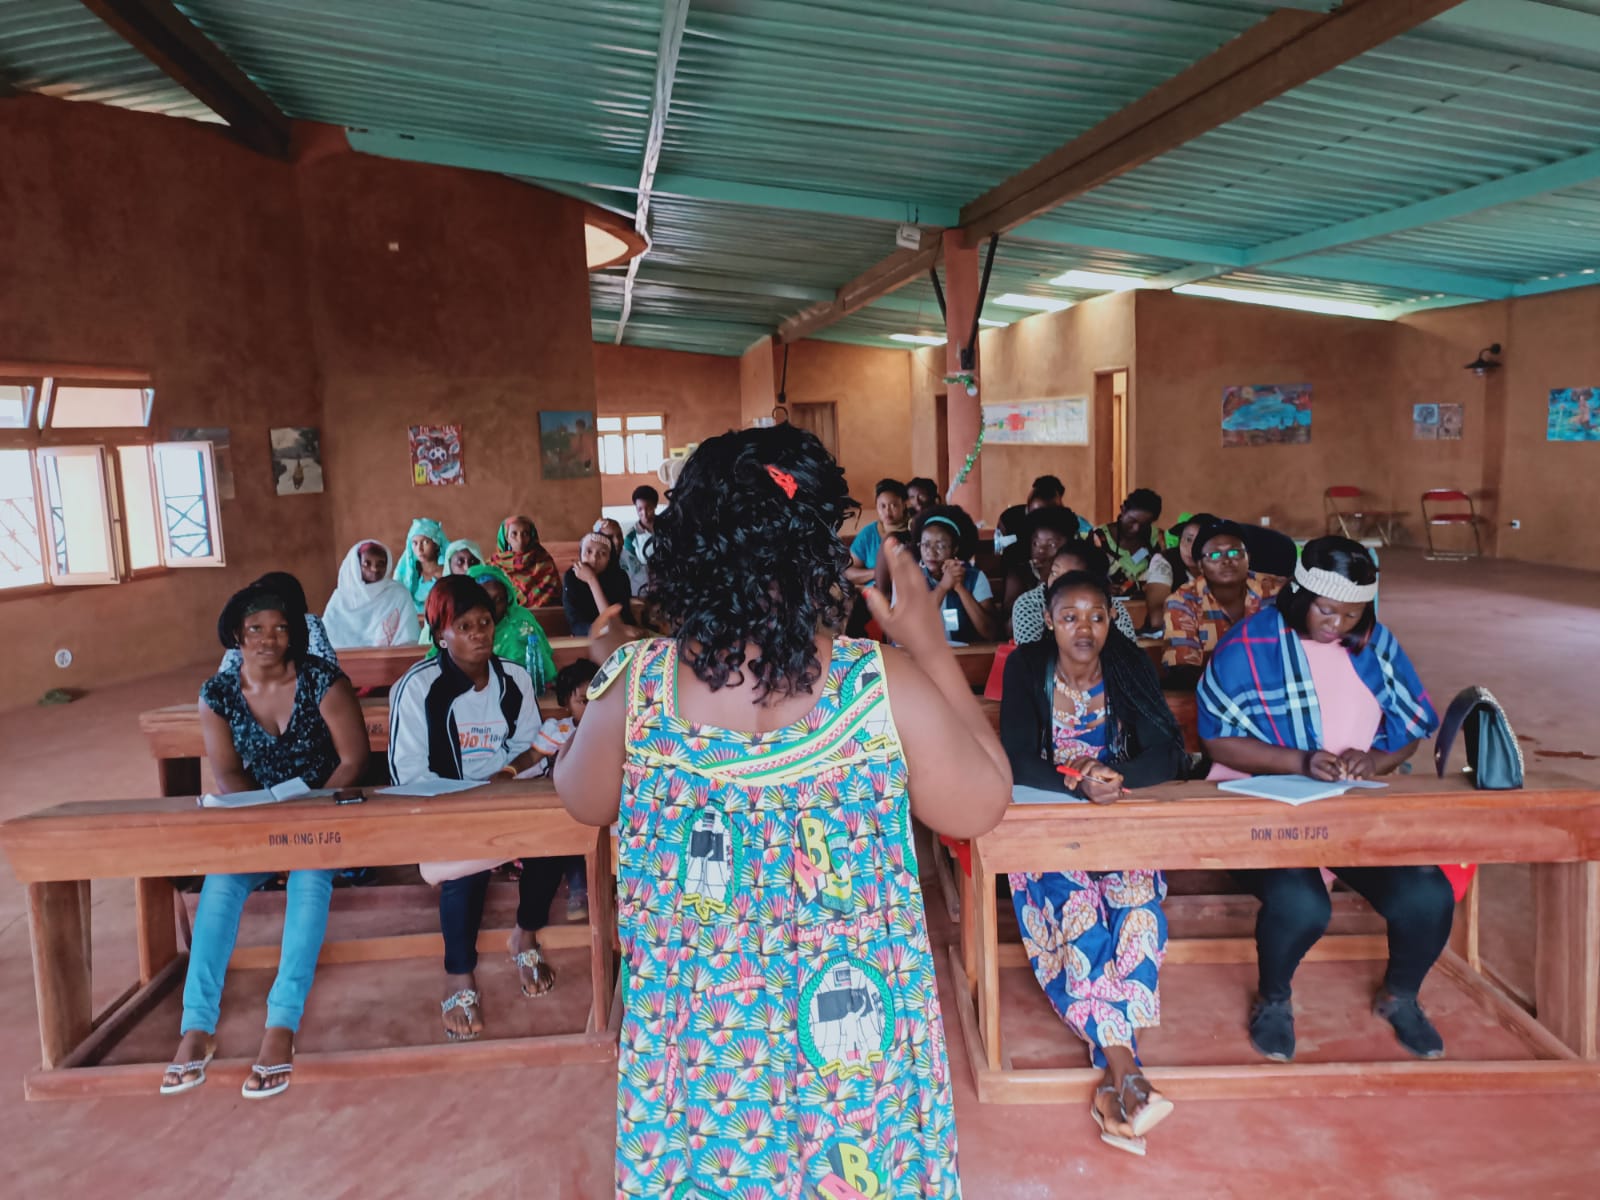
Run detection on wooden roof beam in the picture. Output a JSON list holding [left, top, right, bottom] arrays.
[[781, 0, 1469, 342], [79, 0, 291, 158]]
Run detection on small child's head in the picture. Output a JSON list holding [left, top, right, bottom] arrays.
[[556, 658, 600, 723]]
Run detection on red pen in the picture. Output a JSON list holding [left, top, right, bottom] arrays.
[[1057, 764, 1085, 785]]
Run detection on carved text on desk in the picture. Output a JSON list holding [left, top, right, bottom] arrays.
[[266, 830, 344, 847], [1250, 825, 1331, 842], [365, 721, 384, 738]]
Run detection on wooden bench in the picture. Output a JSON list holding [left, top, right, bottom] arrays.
[[952, 773, 1600, 1103], [139, 695, 569, 797], [954, 638, 1168, 693], [338, 636, 589, 690], [0, 779, 616, 1100]]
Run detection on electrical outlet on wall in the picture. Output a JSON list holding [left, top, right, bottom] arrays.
[[54, 648, 73, 668], [1509, 519, 1522, 530]]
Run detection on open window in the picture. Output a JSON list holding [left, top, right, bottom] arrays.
[[35, 446, 119, 585], [596, 414, 666, 476], [150, 441, 224, 566]]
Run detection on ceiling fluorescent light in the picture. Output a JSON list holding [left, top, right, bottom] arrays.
[[978, 318, 1009, 327], [994, 292, 1074, 313], [1172, 283, 1382, 320], [889, 333, 947, 346], [1048, 269, 1144, 291]]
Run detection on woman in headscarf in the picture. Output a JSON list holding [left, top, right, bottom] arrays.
[[490, 514, 560, 609], [322, 540, 420, 648], [562, 530, 633, 637], [443, 538, 486, 576], [1199, 536, 1448, 1065], [394, 517, 448, 612], [416, 562, 556, 692]]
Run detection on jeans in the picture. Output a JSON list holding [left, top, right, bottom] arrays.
[[1240, 865, 1455, 1003], [181, 869, 336, 1035], [439, 859, 565, 975]]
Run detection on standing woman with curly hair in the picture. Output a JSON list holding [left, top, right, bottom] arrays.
[[556, 424, 1011, 1198]]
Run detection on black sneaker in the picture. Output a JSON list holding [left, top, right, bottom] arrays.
[[1248, 998, 1296, 1062], [1374, 992, 1446, 1059]]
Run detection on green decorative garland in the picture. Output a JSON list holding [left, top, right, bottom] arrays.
[[949, 423, 985, 496]]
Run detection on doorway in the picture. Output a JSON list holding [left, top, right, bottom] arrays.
[[1092, 369, 1129, 525], [789, 402, 839, 459]]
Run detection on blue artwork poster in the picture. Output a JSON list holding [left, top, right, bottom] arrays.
[[1221, 383, 1312, 448], [1547, 388, 1600, 442]]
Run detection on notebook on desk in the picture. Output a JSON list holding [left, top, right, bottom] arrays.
[[1216, 775, 1388, 806]]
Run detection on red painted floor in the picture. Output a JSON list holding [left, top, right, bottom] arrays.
[[1, 550, 1597, 1198]]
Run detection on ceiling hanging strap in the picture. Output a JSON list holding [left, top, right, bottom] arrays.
[[929, 266, 947, 322], [961, 233, 1000, 372], [777, 342, 790, 406]]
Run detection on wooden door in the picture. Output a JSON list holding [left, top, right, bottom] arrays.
[[790, 402, 839, 459]]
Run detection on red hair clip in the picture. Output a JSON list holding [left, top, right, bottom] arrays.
[[765, 464, 797, 499]]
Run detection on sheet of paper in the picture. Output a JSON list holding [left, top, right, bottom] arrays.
[[376, 778, 488, 797], [199, 784, 336, 809], [1012, 784, 1084, 806], [269, 776, 312, 801], [1216, 775, 1388, 806]]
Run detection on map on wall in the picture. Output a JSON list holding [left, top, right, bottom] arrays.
[[981, 398, 1090, 446]]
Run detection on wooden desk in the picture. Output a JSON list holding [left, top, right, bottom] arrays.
[[139, 695, 568, 796], [338, 637, 589, 690], [953, 774, 1600, 1103], [0, 780, 616, 1100]]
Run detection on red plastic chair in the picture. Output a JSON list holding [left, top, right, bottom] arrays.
[[1420, 489, 1483, 560]]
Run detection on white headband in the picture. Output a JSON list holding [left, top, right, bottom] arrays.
[[1294, 562, 1377, 604]]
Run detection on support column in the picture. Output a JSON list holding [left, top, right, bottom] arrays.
[[943, 230, 982, 514]]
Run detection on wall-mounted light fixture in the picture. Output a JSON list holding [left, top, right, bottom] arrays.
[[1465, 343, 1502, 376]]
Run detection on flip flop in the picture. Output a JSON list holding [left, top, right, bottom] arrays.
[[1122, 1073, 1176, 1138], [241, 1060, 293, 1100], [159, 1046, 215, 1096], [442, 988, 482, 1041], [1091, 1083, 1146, 1156]]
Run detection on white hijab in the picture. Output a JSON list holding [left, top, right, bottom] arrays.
[[323, 540, 421, 648]]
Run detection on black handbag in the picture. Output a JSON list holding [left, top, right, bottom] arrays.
[[1434, 686, 1524, 789]]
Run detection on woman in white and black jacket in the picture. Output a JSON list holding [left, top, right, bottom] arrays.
[[998, 571, 1185, 1154], [389, 575, 564, 1042]]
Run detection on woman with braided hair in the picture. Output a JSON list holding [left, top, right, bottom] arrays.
[[1000, 570, 1185, 1155]]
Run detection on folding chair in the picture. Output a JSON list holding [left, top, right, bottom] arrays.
[[1420, 489, 1483, 560]]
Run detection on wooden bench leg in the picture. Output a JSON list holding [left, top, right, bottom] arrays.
[[972, 848, 1002, 1073], [585, 836, 615, 1036], [960, 864, 977, 993], [1534, 861, 1600, 1058], [27, 881, 94, 1069], [135, 877, 180, 984]]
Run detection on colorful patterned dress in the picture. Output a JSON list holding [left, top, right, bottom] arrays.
[[1008, 671, 1167, 1069], [590, 636, 961, 1199]]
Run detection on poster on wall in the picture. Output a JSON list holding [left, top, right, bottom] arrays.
[[270, 426, 324, 495], [409, 424, 465, 486], [538, 411, 598, 479], [1221, 383, 1312, 447], [981, 398, 1090, 445], [1548, 388, 1600, 442], [171, 426, 235, 499], [1413, 404, 1463, 440]]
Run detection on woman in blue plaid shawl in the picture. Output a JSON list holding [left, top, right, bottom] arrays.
[[1198, 537, 1451, 1064]]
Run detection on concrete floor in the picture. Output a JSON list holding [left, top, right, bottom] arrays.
[[1, 550, 1597, 1199]]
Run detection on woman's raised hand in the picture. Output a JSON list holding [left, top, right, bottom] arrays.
[[864, 539, 948, 660]]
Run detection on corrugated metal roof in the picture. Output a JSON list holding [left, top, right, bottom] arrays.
[[0, 0, 218, 120], [6, 0, 1600, 349]]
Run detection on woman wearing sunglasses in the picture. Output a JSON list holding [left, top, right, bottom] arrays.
[[1161, 518, 1284, 690]]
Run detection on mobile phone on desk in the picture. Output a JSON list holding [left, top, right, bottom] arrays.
[[333, 789, 365, 805]]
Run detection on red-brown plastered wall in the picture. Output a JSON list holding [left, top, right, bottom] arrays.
[[1131, 290, 1395, 537], [967, 291, 1136, 527], [302, 151, 600, 557], [777, 340, 913, 527], [591, 344, 741, 507], [0, 97, 330, 707]]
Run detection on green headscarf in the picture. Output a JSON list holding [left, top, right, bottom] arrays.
[[419, 561, 555, 691], [394, 517, 447, 609]]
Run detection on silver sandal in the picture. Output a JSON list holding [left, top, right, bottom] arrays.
[[511, 944, 556, 998], [441, 988, 482, 1041], [241, 1060, 293, 1100], [159, 1047, 215, 1096], [1120, 1072, 1175, 1138]]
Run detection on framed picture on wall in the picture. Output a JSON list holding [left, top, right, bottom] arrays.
[[269, 426, 323, 495], [1220, 383, 1312, 447], [409, 423, 465, 486], [539, 411, 598, 479], [1548, 388, 1600, 442]]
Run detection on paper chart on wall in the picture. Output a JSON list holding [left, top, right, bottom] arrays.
[[981, 398, 1090, 446]]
